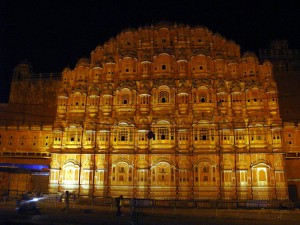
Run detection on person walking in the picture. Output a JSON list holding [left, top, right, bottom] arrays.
[[116, 195, 123, 216], [61, 191, 70, 213]]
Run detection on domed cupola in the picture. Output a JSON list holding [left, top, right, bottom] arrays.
[[62, 67, 71, 73], [105, 55, 115, 64], [61, 67, 72, 84], [241, 51, 259, 80], [92, 61, 103, 69], [242, 51, 258, 62], [214, 53, 225, 60], [154, 20, 173, 29], [213, 53, 226, 77], [72, 84, 87, 94], [13, 62, 33, 81], [75, 58, 90, 68]]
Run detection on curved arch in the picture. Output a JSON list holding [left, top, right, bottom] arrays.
[[194, 157, 215, 167], [63, 159, 80, 167], [112, 157, 132, 166], [151, 157, 174, 167], [155, 120, 171, 125], [250, 160, 272, 169]]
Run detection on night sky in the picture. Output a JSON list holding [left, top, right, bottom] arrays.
[[1, 0, 299, 103]]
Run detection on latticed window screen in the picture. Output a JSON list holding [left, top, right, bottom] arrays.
[[200, 128, 208, 140], [158, 91, 169, 103], [140, 95, 149, 104], [157, 127, 169, 140], [121, 93, 130, 104], [99, 132, 109, 141], [235, 130, 245, 140], [193, 93, 207, 103], [138, 132, 147, 141], [178, 94, 188, 103], [232, 93, 243, 102], [118, 128, 128, 141]]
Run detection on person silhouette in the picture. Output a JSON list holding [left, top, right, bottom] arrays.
[[61, 191, 70, 213], [116, 195, 123, 216]]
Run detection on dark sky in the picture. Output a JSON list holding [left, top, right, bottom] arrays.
[[1, 0, 299, 103]]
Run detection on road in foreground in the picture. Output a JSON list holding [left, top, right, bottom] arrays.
[[1, 200, 300, 225]]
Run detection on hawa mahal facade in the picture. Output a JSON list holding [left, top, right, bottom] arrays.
[[3, 22, 300, 200]]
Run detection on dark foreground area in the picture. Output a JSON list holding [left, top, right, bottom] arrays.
[[1, 199, 300, 225]]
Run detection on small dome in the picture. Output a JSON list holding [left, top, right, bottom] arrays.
[[154, 21, 174, 29], [105, 55, 115, 64], [76, 58, 90, 68], [62, 67, 71, 73], [121, 27, 137, 33], [242, 51, 258, 61], [263, 60, 272, 65], [92, 61, 103, 69], [72, 84, 86, 93], [177, 23, 189, 28], [227, 56, 239, 64], [214, 53, 225, 60]]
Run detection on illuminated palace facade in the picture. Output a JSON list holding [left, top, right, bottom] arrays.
[[1, 23, 294, 200]]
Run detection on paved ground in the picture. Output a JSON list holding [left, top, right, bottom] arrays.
[[1, 198, 300, 225]]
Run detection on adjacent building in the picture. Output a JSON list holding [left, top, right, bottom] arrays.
[[260, 40, 300, 201]]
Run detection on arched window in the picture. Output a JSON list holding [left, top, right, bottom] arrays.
[[158, 91, 169, 103], [194, 127, 210, 142], [118, 128, 128, 141], [152, 163, 174, 183], [112, 163, 132, 183], [259, 169, 266, 181], [157, 127, 169, 140], [252, 165, 269, 186], [62, 163, 80, 185], [121, 93, 130, 105], [194, 164, 216, 184], [200, 128, 208, 140]]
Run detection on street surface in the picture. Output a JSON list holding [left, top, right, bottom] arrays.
[[1, 199, 300, 225]]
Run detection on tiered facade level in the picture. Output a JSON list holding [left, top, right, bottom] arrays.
[[0, 23, 290, 200]]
